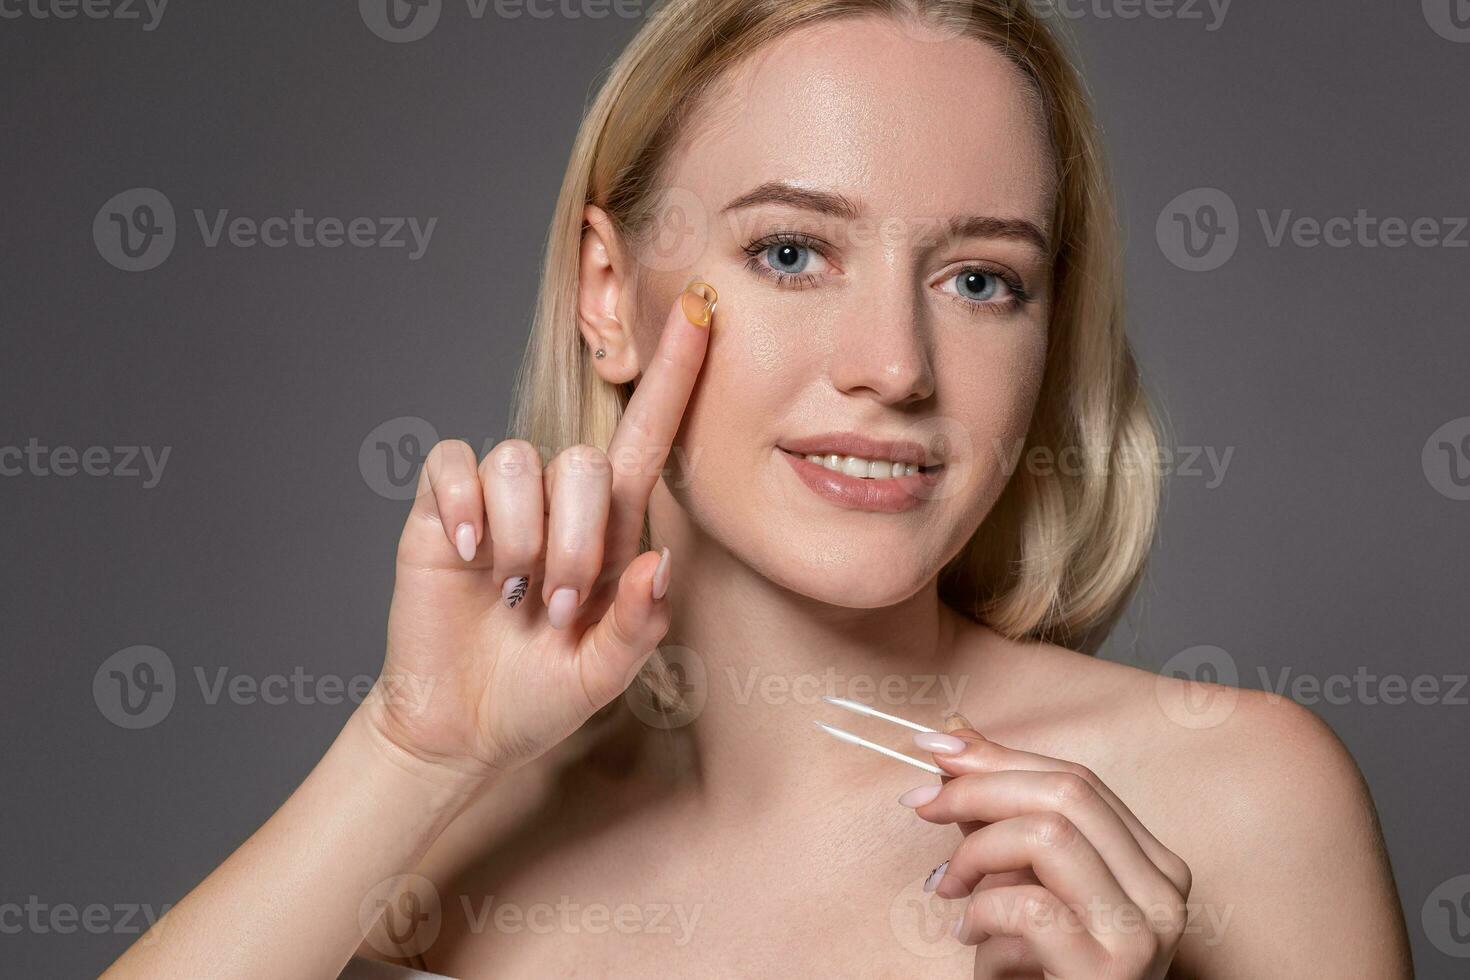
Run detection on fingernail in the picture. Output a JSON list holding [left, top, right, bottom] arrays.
[[951, 916, 967, 941], [651, 547, 672, 601], [547, 587, 580, 629], [898, 783, 941, 808], [680, 278, 717, 328], [942, 711, 976, 734], [914, 732, 966, 754], [454, 523, 476, 563], [923, 860, 949, 894], [502, 576, 528, 609]]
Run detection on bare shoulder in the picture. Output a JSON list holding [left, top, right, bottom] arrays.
[[950, 621, 1412, 975], [952, 621, 1374, 813]]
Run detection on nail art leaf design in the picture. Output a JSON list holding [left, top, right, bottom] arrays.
[[503, 576, 528, 608]]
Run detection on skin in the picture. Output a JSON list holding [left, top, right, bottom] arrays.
[[102, 15, 1411, 980]]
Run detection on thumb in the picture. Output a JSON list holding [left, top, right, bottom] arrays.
[[576, 548, 673, 711]]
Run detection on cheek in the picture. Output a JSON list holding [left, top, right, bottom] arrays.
[[982, 326, 1048, 435], [735, 297, 799, 380], [670, 297, 810, 485], [682, 295, 818, 434], [938, 324, 1049, 494]]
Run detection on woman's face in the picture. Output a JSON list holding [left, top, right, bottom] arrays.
[[614, 16, 1056, 607]]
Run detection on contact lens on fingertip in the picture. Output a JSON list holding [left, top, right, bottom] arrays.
[[680, 278, 717, 328]]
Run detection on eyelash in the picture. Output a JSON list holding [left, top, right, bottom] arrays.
[[739, 232, 1035, 315]]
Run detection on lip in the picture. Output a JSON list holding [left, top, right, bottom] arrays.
[[777, 447, 944, 513], [777, 431, 942, 467]]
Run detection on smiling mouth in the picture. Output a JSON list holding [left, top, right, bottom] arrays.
[[777, 448, 942, 481]]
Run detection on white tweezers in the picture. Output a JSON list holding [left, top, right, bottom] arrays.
[[813, 695, 943, 775]]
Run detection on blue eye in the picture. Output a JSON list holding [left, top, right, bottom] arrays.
[[765, 241, 810, 274], [742, 233, 830, 288], [954, 269, 1004, 302]]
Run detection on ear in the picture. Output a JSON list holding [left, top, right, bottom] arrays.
[[577, 204, 640, 385]]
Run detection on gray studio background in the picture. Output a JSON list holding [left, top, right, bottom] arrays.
[[3, 1, 1468, 976]]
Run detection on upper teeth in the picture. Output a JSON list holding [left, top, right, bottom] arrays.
[[805, 453, 920, 479]]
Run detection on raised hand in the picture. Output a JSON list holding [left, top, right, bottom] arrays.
[[362, 279, 717, 782]]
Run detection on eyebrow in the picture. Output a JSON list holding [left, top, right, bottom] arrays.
[[721, 181, 861, 221], [720, 180, 1051, 254]]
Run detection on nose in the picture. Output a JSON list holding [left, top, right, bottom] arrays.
[[827, 274, 936, 406]]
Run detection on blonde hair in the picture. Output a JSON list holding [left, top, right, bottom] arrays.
[[509, 0, 1162, 670]]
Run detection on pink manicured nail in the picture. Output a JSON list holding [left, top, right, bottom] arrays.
[[651, 547, 671, 600], [898, 783, 941, 808], [454, 523, 476, 562], [547, 587, 580, 629], [951, 916, 967, 941], [914, 732, 966, 754]]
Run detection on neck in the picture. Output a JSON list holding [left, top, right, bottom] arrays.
[[638, 487, 988, 818]]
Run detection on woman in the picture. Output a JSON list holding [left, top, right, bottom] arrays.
[[103, 0, 1412, 976]]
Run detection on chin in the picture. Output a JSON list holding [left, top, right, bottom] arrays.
[[742, 518, 945, 608]]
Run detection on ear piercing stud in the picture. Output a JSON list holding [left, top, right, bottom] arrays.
[[594, 348, 606, 358]]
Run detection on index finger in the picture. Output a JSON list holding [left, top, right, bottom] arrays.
[[605, 277, 715, 547]]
